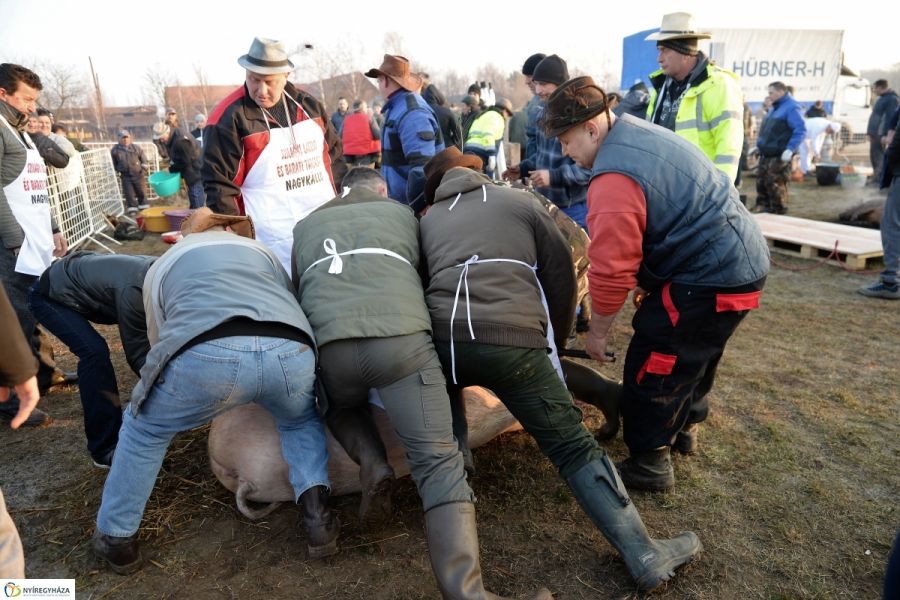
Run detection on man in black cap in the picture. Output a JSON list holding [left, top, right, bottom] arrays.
[[645, 12, 744, 183], [502, 55, 591, 229], [521, 52, 546, 160]]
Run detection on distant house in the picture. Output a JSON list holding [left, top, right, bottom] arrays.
[[56, 105, 160, 142]]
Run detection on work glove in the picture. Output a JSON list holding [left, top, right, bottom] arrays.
[[781, 149, 793, 162]]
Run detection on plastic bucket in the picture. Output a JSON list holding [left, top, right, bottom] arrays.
[[148, 171, 182, 197], [163, 209, 192, 231], [815, 163, 840, 186]]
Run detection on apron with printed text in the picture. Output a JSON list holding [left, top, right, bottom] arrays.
[[241, 97, 335, 272], [1, 116, 54, 276]]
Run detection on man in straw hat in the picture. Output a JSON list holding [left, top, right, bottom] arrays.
[[92, 208, 336, 573], [365, 54, 444, 212], [645, 12, 744, 183], [542, 76, 769, 493], [418, 146, 700, 593], [202, 37, 346, 273], [291, 166, 551, 600]]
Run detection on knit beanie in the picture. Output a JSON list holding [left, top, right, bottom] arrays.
[[531, 55, 569, 85], [522, 53, 547, 76], [658, 38, 699, 57]]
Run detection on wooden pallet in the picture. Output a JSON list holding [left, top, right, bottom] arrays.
[[753, 213, 883, 269]]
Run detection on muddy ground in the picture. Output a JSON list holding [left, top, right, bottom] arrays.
[[1, 161, 897, 599]]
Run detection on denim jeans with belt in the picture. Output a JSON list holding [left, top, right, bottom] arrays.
[[27, 284, 122, 461], [96, 336, 327, 537]]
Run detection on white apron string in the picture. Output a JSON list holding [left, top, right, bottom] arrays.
[[303, 238, 411, 276]]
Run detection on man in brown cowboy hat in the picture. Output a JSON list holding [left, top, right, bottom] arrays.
[[418, 146, 701, 592], [365, 54, 444, 212], [542, 76, 768, 494], [202, 36, 347, 273], [92, 207, 337, 574], [645, 12, 744, 182]]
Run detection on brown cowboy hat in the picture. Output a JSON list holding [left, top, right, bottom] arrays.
[[180, 207, 256, 239], [424, 147, 483, 204], [542, 76, 612, 138], [365, 55, 422, 92]]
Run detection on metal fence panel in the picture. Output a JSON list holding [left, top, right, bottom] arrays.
[[83, 141, 163, 202]]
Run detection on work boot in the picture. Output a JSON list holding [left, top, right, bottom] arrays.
[[424, 502, 553, 600], [49, 370, 79, 390], [566, 456, 701, 592], [561, 359, 622, 441], [327, 407, 395, 522], [616, 447, 675, 492], [673, 423, 699, 455], [299, 485, 340, 559], [0, 393, 51, 428], [92, 530, 143, 575]]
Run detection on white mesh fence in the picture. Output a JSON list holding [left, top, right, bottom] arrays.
[[45, 145, 161, 253], [84, 141, 163, 202]]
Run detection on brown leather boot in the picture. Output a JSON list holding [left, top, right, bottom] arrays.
[[616, 447, 675, 492], [673, 423, 699, 455], [92, 531, 142, 575], [300, 485, 340, 559]]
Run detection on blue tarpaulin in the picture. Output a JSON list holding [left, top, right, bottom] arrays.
[[621, 28, 660, 90]]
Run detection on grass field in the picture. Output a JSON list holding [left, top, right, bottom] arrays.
[[1, 168, 896, 599]]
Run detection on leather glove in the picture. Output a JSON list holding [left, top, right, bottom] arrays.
[[781, 149, 793, 162]]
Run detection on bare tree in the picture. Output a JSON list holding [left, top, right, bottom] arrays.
[[31, 61, 90, 116], [193, 64, 212, 116], [143, 63, 175, 110], [382, 32, 405, 57]]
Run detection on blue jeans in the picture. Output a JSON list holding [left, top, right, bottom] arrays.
[[27, 285, 122, 460], [96, 336, 328, 537], [881, 176, 899, 285], [187, 181, 206, 209]]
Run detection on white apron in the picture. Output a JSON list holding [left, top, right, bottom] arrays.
[[1, 116, 54, 276], [443, 185, 565, 385], [241, 95, 335, 272]]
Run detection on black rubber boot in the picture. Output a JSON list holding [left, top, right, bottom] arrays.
[[424, 502, 553, 600], [92, 531, 142, 575], [617, 447, 675, 492], [561, 359, 622, 441], [566, 456, 701, 591], [673, 423, 699, 455], [327, 407, 395, 522], [299, 485, 340, 559]]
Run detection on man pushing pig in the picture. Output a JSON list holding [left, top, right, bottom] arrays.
[[291, 167, 550, 599], [92, 208, 336, 574]]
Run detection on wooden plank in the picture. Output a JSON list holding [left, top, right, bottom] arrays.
[[754, 214, 882, 255], [754, 213, 883, 269]]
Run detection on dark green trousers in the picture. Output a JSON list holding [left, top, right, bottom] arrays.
[[435, 342, 605, 479]]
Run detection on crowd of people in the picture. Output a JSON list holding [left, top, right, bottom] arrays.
[[2, 10, 899, 597]]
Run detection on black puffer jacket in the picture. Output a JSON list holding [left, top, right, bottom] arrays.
[[29, 132, 69, 168], [37, 252, 156, 373]]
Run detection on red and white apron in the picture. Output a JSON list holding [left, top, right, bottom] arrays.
[[241, 95, 335, 272], [1, 115, 53, 276]]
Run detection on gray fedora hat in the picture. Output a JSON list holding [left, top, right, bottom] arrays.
[[238, 37, 294, 74]]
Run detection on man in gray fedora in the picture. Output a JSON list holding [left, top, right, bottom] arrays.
[[202, 36, 347, 273]]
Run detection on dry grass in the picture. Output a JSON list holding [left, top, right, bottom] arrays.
[[1, 164, 897, 598]]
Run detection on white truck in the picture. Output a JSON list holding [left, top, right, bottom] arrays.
[[620, 28, 871, 143]]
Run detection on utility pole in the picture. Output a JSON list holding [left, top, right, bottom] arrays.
[[88, 56, 107, 140]]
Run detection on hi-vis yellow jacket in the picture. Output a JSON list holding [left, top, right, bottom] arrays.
[[463, 108, 506, 152], [647, 63, 744, 181]]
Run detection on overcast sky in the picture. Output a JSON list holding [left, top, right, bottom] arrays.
[[1, 0, 895, 106]]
